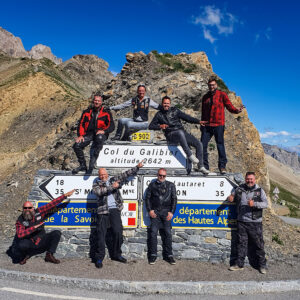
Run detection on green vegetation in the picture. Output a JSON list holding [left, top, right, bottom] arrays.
[[151, 50, 197, 74], [216, 78, 230, 93], [174, 103, 183, 109], [270, 180, 300, 218], [272, 233, 284, 245], [208, 143, 216, 151]]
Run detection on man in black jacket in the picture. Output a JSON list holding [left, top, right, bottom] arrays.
[[72, 93, 115, 174], [149, 96, 209, 174], [145, 168, 177, 265]]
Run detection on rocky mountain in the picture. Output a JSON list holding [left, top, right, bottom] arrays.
[[28, 44, 62, 64], [61, 54, 113, 96], [101, 51, 269, 190], [263, 143, 300, 171], [1, 48, 299, 261], [0, 27, 61, 64]]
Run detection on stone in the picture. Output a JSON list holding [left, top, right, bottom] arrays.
[[205, 237, 217, 244], [128, 243, 146, 254], [212, 230, 227, 239], [188, 235, 204, 245], [218, 239, 231, 247], [181, 249, 200, 259]]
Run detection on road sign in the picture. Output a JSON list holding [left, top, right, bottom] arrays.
[[143, 176, 236, 201], [39, 175, 138, 200], [141, 201, 237, 229], [96, 144, 187, 168], [37, 200, 138, 228]]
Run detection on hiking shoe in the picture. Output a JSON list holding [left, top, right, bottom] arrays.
[[19, 255, 30, 265], [165, 256, 176, 265], [219, 168, 227, 175], [229, 265, 244, 271], [199, 166, 210, 174], [259, 267, 267, 274], [111, 135, 121, 141], [148, 257, 156, 265], [72, 165, 87, 174], [45, 252, 60, 264], [95, 259, 103, 268], [112, 256, 127, 263], [188, 154, 199, 164]]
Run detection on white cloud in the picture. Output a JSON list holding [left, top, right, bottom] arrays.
[[192, 5, 239, 45], [260, 131, 291, 138], [203, 29, 217, 44], [255, 27, 272, 43], [291, 134, 300, 139]]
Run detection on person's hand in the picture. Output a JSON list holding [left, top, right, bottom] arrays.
[[137, 160, 145, 168], [75, 136, 84, 143], [160, 124, 169, 130], [64, 190, 75, 197], [166, 212, 173, 221], [237, 105, 245, 113], [149, 210, 157, 218], [200, 121, 208, 126], [112, 181, 120, 189], [96, 130, 105, 135], [227, 194, 234, 202], [34, 222, 44, 229], [248, 199, 255, 207]]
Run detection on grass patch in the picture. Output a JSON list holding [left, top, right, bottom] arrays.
[[270, 180, 300, 218], [151, 50, 197, 74], [272, 233, 284, 245], [216, 78, 229, 93]]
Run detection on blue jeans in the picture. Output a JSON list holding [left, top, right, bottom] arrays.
[[201, 125, 227, 170], [115, 118, 148, 138]]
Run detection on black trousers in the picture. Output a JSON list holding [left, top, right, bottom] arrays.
[[201, 125, 227, 170], [17, 230, 61, 257], [73, 133, 107, 167], [236, 221, 267, 268], [147, 209, 173, 259], [95, 209, 123, 261], [166, 129, 204, 167]]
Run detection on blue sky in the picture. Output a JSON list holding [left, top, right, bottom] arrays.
[[1, 0, 299, 152]]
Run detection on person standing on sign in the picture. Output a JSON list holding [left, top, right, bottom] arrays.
[[200, 76, 244, 174], [110, 84, 160, 141], [72, 93, 115, 175], [14, 190, 75, 265], [227, 172, 268, 274], [149, 96, 209, 174], [145, 168, 177, 265], [92, 161, 144, 268]]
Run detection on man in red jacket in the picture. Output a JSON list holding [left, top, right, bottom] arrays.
[[15, 190, 74, 265], [201, 77, 244, 174], [72, 93, 115, 174]]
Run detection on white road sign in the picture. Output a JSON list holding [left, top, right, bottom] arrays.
[[97, 144, 187, 168], [39, 175, 138, 200], [143, 176, 236, 201]]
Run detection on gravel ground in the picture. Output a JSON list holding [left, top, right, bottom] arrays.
[[0, 251, 299, 282]]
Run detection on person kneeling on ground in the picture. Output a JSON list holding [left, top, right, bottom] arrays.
[[15, 190, 75, 265], [92, 161, 144, 268], [149, 96, 209, 174], [227, 172, 268, 274], [145, 168, 177, 265]]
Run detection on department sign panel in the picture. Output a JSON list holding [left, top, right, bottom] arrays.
[[37, 200, 138, 228], [97, 145, 187, 169]]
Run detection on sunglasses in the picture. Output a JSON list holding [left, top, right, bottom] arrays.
[[158, 174, 166, 178], [23, 207, 33, 210]]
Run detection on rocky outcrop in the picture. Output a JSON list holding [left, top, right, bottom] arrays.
[[0, 27, 62, 64], [0, 27, 28, 58], [61, 55, 113, 97], [101, 51, 269, 191], [263, 143, 300, 171], [29, 44, 62, 64]]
